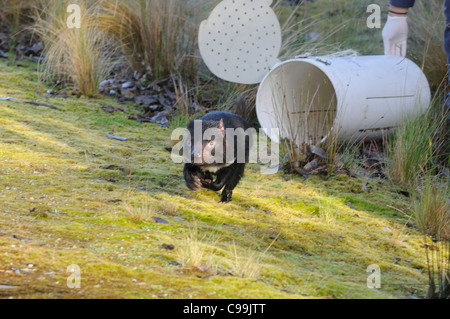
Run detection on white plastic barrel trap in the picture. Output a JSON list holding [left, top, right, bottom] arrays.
[[256, 55, 431, 145], [199, 0, 431, 146]]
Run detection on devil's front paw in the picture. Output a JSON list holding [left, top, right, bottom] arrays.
[[201, 178, 213, 187], [220, 189, 233, 203], [185, 173, 203, 191]]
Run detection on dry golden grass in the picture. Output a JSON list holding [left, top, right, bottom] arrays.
[[124, 198, 155, 222], [177, 222, 218, 272], [226, 241, 263, 279], [414, 177, 450, 242], [413, 176, 449, 299], [97, 0, 199, 80], [32, 0, 121, 95]]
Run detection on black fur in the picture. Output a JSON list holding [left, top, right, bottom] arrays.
[[183, 111, 252, 202]]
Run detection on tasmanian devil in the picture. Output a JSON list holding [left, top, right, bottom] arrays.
[[183, 111, 252, 203]]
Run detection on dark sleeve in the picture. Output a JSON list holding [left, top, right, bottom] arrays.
[[390, 0, 415, 8]]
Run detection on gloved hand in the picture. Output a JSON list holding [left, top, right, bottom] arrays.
[[382, 16, 408, 57]]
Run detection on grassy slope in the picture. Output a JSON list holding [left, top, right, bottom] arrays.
[[0, 59, 429, 299]]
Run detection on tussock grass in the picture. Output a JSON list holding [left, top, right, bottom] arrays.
[[177, 222, 218, 272], [414, 176, 449, 242], [124, 198, 155, 222], [413, 175, 449, 298], [226, 241, 263, 279], [32, 1, 121, 95], [98, 0, 199, 80], [385, 98, 448, 188]]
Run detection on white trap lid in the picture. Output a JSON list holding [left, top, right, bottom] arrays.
[[199, 0, 282, 85]]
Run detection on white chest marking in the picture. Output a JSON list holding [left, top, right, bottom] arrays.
[[200, 163, 233, 174]]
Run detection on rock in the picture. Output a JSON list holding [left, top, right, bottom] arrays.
[[99, 79, 112, 88], [151, 217, 169, 224], [135, 95, 157, 105], [133, 70, 141, 80], [120, 87, 136, 99], [121, 81, 134, 89], [15, 44, 27, 57], [150, 111, 170, 124], [139, 85, 151, 91], [162, 243, 175, 250], [290, 161, 301, 169], [303, 159, 319, 172], [101, 104, 116, 113], [190, 102, 204, 114], [158, 96, 172, 108], [28, 41, 43, 55], [149, 104, 162, 112], [99, 80, 108, 87], [346, 201, 356, 210], [163, 86, 176, 100], [198, 264, 208, 272], [311, 145, 327, 159]]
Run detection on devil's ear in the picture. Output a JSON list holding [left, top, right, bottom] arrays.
[[218, 119, 226, 137]]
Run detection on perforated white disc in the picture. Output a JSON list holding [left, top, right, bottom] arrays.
[[199, 0, 282, 85]]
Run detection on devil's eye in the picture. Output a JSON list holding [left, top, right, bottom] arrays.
[[209, 141, 215, 146]]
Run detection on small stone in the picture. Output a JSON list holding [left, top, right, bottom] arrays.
[[135, 95, 157, 105], [121, 82, 134, 89], [162, 243, 175, 250], [152, 217, 169, 225]]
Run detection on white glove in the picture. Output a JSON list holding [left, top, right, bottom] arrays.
[[382, 16, 408, 57]]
